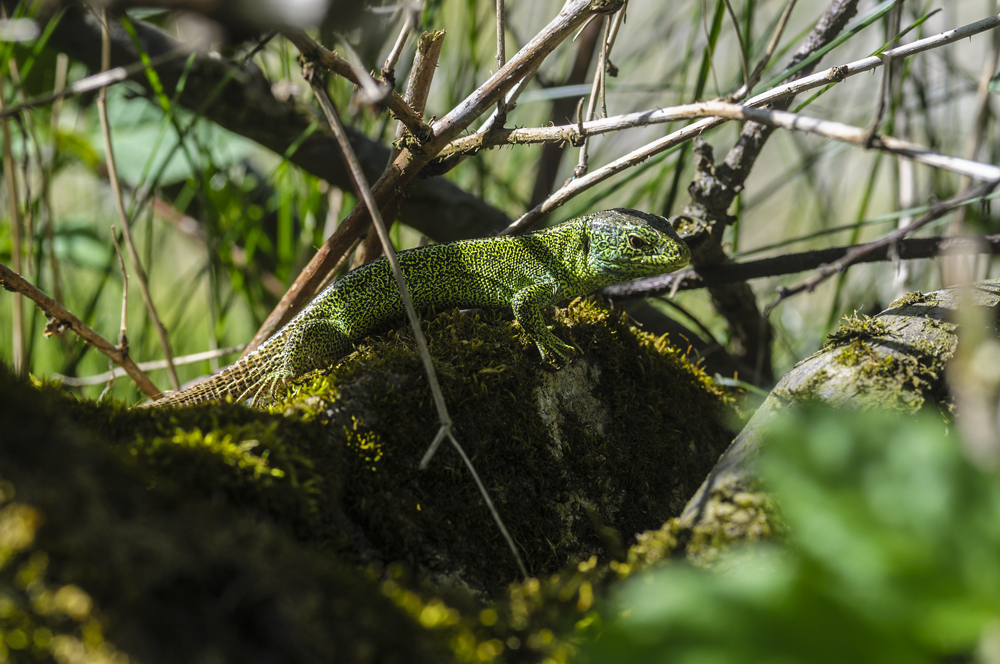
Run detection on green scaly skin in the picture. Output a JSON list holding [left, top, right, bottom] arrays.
[[146, 208, 690, 408]]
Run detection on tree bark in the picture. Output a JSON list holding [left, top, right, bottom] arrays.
[[679, 279, 1000, 528]]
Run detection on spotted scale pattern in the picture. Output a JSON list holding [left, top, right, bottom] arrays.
[[147, 208, 689, 407]]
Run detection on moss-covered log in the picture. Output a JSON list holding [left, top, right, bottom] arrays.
[[679, 280, 1000, 529], [0, 297, 737, 663]]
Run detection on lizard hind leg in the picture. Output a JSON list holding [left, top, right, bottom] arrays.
[[259, 318, 353, 405]]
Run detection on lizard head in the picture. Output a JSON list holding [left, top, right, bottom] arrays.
[[583, 208, 690, 279]]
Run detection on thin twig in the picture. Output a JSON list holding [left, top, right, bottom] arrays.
[[97, 10, 179, 392], [110, 226, 129, 351], [0, 260, 160, 397], [53, 345, 245, 387], [527, 18, 601, 208], [7, 62, 34, 273], [470, 59, 543, 144], [333, 34, 392, 104], [9, 55, 66, 320], [863, 0, 901, 145], [0, 49, 190, 119], [445, 430, 528, 579], [574, 15, 609, 177], [951, 19, 1000, 235], [501, 10, 1000, 235], [600, 0, 627, 118], [45, 54, 71, 354], [730, 0, 797, 100], [302, 62, 529, 580], [496, 0, 507, 118], [721, 0, 749, 89], [603, 232, 1000, 298], [282, 29, 432, 143], [764, 180, 1000, 315], [304, 66, 449, 472], [381, 10, 414, 86]]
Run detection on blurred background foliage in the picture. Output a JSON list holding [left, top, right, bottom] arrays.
[[0, 0, 997, 401], [588, 408, 1000, 664], [1, 2, 1000, 663]]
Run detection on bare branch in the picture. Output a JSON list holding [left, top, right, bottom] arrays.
[[53, 345, 246, 387], [37, 7, 510, 245], [0, 69, 26, 376], [97, 10, 179, 391], [502, 10, 1000, 234], [356, 29, 446, 266], [496, 0, 507, 117], [0, 50, 190, 119], [0, 261, 160, 397], [604, 233, 1000, 298], [439, 101, 1000, 183], [730, 0, 797, 100], [110, 226, 129, 350], [381, 3, 420, 86], [764, 181, 1000, 314], [283, 29, 432, 143]]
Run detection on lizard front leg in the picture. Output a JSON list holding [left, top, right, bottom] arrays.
[[510, 283, 576, 363]]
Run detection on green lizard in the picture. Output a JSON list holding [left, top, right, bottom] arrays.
[[147, 208, 689, 407]]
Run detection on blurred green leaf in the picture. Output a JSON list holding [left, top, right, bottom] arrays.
[[589, 409, 1000, 663]]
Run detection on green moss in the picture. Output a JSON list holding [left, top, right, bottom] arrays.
[[373, 484, 778, 664], [777, 305, 956, 414], [255, 297, 734, 595], [1, 364, 446, 664], [3, 296, 737, 662], [62, 396, 339, 542], [887, 290, 936, 309], [826, 312, 890, 344]]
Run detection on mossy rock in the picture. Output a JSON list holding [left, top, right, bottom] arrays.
[[0, 297, 739, 662], [0, 366, 443, 664], [291, 298, 735, 595]]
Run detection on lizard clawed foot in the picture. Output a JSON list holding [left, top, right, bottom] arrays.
[[236, 372, 293, 407], [535, 333, 578, 368]]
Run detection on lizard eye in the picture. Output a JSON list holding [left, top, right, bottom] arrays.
[[628, 235, 646, 250]]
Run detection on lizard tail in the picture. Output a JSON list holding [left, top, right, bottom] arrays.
[[141, 349, 280, 408]]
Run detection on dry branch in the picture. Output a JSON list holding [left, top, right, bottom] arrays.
[[0, 261, 160, 397], [603, 233, 1000, 298], [97, 11, 179, 391], [282, 30, 431, 143], [502, 9, 1000, 233], [435, 102, 1000, 183]]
